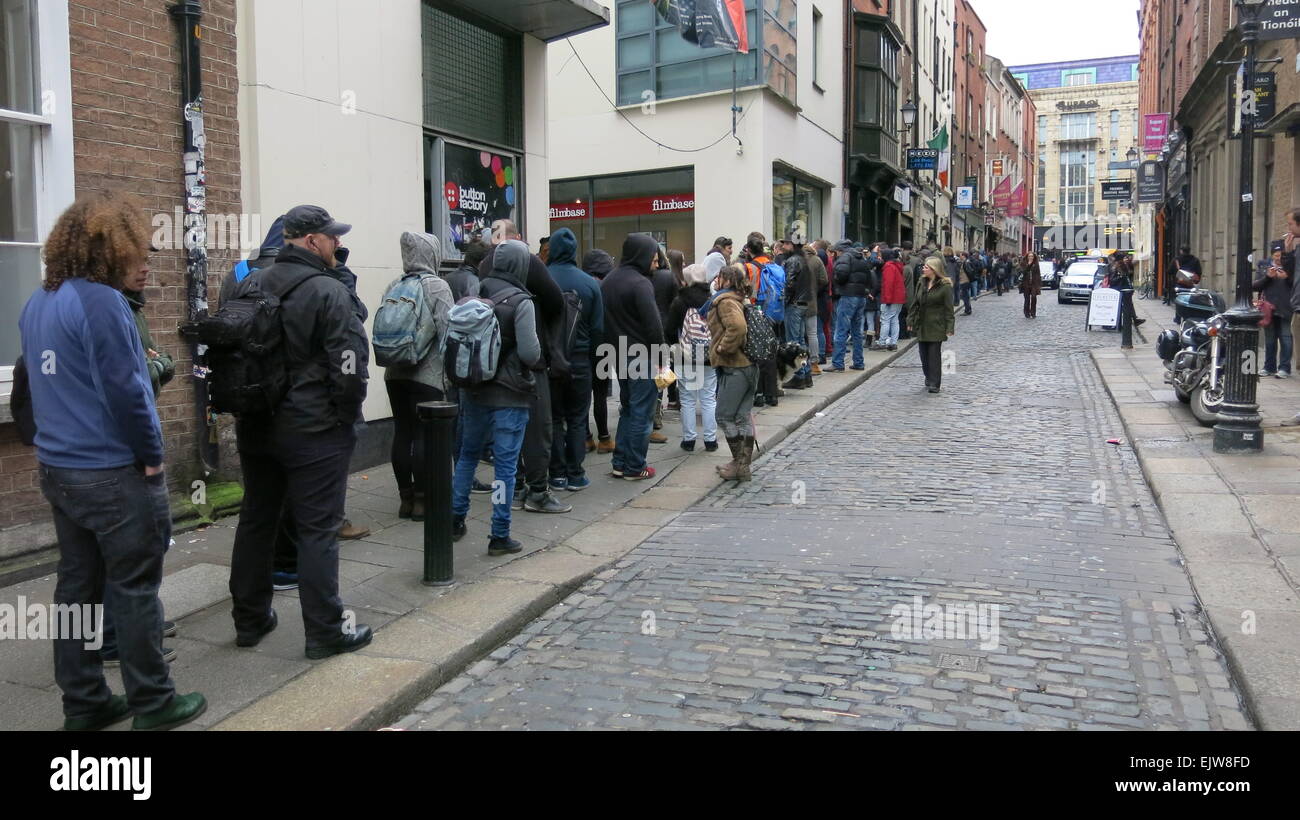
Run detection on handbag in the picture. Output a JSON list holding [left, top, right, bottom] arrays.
[[1255, 297, 1274, 327]]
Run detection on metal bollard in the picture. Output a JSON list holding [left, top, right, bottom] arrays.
[[1120, 288, 1134, 350], [417, 400, 459, 586]]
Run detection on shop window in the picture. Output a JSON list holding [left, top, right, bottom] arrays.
[[615, 0, 762, 106], [550, 168, 696, 262], [425, 135, 520, 263], [773, 169, 824, 242], [2, 0, 74, 387], [422, 1, 523, 150]]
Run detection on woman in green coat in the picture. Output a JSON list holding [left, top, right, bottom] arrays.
[[906, 256, 955, 393]]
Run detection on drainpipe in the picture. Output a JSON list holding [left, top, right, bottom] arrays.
[[170, 1, 218, 475], [843, 0, 852, 239]]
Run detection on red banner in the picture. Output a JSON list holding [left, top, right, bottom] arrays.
[[652, 0, 749, 53], [1007, 183, 1027, 217], [991, 175, 1013, 209], [550, 193, 695, 221]]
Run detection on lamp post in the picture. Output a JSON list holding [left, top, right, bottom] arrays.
[[1215, 0, 1267, 454]]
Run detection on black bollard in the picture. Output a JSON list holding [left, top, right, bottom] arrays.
[[417, 400, 459, 586], [1120, 288, 1134, 350]]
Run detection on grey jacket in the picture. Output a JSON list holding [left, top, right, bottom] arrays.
[[383, 232, 455, 391], [470, 240, 543, 408]]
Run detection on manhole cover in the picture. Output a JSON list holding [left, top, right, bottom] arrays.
[[937, 653, 981, 671]]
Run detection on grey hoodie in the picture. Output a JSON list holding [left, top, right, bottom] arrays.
[[382, 231, 455, 391], [472, 239, 542, 407]]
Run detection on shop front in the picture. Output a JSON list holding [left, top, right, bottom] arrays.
[[549, 167, 695, 260], [773, 167, 828, 243]]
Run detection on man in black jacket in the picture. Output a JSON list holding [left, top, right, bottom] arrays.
[[600, 233, 665, 481], [228, 205, 373, 660], [828, 240, 875, 371], [446, 237, 486, 301]]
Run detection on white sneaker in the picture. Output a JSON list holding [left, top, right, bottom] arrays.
[[1286, 413, 1300, 426], [1277, 371, 1291, 379]]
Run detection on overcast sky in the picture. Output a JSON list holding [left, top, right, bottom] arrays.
[[970, 0, 1141, 68]]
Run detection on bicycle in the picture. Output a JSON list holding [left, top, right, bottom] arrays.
[[1138, 275, 1155, 300]]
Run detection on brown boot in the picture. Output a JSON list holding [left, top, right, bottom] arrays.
[[410, 493, 426, 522], [337, 519, 370, 540], [398, 488, 414, 519], [716, 437, 745, 480], [585, 437, 597, 453], [735, 436, 756, 482], [597, 437, 615, 454]]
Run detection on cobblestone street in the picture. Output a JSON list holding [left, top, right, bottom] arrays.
[[398, 288, 1252, 730]]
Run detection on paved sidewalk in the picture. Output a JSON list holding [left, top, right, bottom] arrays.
[[0, 336, 918, 731], [1091, 295, 1300, 729]]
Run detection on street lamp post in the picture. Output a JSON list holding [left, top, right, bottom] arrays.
[[1214, 0, 1267, 453]]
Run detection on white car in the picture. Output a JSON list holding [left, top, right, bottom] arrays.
[[1039, 260, 1059, 289], [1058, 260, 1104, 303]]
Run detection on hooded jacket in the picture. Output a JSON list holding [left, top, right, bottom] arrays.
[[479, 241, 562, 362], [382, 232, 455, 390], [546, 228, 605, 357], [445, 259, 481, 303], [880, 259, 906, 305], [833, 246, 877, 300], [600, 233, 666, 363], [784, 247, 829, 309], [665, 282, 712, 346], [221, 215, 285, 307], [472, 239, 542, 407], [582, 249, 615, 279], [234, 243, 370, 436], [703, 288, 751, 369], [123, 289, 175, 398]]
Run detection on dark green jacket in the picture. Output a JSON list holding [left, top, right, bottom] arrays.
[[908, 278, 955, 343], [124, 290, 174, 398]]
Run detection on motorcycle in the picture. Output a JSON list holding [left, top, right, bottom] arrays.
[[1170, 269, 1227, 324], [1155, 314, 1226, 427]]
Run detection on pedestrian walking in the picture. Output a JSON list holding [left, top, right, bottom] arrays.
[[907, 256, 955, 393], [227, 204, 373, 660], [451, 239, 542, 555], [877, 248, 905, 350], [601, 233, 666, 481], [665, 263, 718, 452], [703, 263, 757, 481], [1019, 252, 1042, 318], [381, 232, 454, 521], [583, 248, 617, 453], [20, 192, 206, 730], [547, 228, 604, 490], [1254, 241, 1293, 378]]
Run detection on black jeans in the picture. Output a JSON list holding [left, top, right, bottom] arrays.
[[521, 374, 554, 494], [385, 379, 446, 493], [551, 357, 593, 481], [591, 359, 611, 440], [231, 423, 356, 648], [918, 340, 944, 389], [39, 463, 175, 718]]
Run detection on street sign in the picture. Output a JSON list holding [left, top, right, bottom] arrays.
[[1228, 71, 1277, 137], [956, 186, 974, 209], [1260, 0, 1300, 41], [1137, 160, 1165, 203], [1142, 113, 1170, 154], [992, 159, 1004, 176], [906, 148, 940, 170], [1101, 181, 1132, 201]]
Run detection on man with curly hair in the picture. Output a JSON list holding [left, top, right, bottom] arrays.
[[19, 192, 206, 731]]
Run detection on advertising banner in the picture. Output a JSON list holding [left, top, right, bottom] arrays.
[[443, 143, 517, 255], [956, 186, 974, 209], [1136, 160, 1165, 203], [991, 175, 1013, 209], [907, 148, 940, 170], [1101, 181, 1133, 201], [549, 194, 695, 221], [1007, 183, 1026, 217], [1142, 113, 1169, 154], [652, 0, 750, 52], [1259, 0, 1300, 41]]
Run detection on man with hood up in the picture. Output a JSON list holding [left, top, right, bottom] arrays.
[[546, 228, 604, 491], [600, 233, 665, 481], [220, 214, 285, 307], [383, 232, 454, 521], [581, 249, 617, 453], [451, 239, 543, 556]]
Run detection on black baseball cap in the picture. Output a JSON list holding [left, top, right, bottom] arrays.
[[283, 205, 351, 239]]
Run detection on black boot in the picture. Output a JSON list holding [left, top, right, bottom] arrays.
[[398, 488, 413, 519]]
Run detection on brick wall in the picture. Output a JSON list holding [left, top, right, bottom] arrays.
[[0, 1, 241, 553]]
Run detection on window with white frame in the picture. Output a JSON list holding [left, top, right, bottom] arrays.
[[0, 0, 74, 396]]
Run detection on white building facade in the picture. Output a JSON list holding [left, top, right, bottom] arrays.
[[547, 1, 845, 261]]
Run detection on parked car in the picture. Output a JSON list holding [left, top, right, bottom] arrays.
[[1039, 260, 1059, 289], [1058, 258, 1105, 304]]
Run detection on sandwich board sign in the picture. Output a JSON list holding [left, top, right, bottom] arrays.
[[1087, 286, 1122, 331]]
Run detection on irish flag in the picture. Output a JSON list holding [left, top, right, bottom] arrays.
[[653, 1, 750, 53], [928, 125, 950, 189]]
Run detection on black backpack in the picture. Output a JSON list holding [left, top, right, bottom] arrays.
[[544, 290, 581, 379], [198, 272, 325, 416], [10, 355, 35, 446], [741, 302, 778, 365]]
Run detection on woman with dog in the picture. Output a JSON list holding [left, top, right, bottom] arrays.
[[907, 257, 955, 394], [702, 263, 758, 482]]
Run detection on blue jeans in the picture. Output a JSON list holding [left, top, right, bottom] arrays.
[[39, 464, 175, 718], [785, 303, 812, 378], [1264, 315, 1293, 374], [833, 296, 866, 369], [879, 303, 902, 347], [452, 398, 529, 538], [614, 376, 658, 473], [960, 283, 973, 312]]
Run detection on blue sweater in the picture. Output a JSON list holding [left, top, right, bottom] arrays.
[[19, 279, 163, 469]]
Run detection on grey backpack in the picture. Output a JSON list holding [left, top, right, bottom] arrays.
[[442, 296, 502, 388]]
